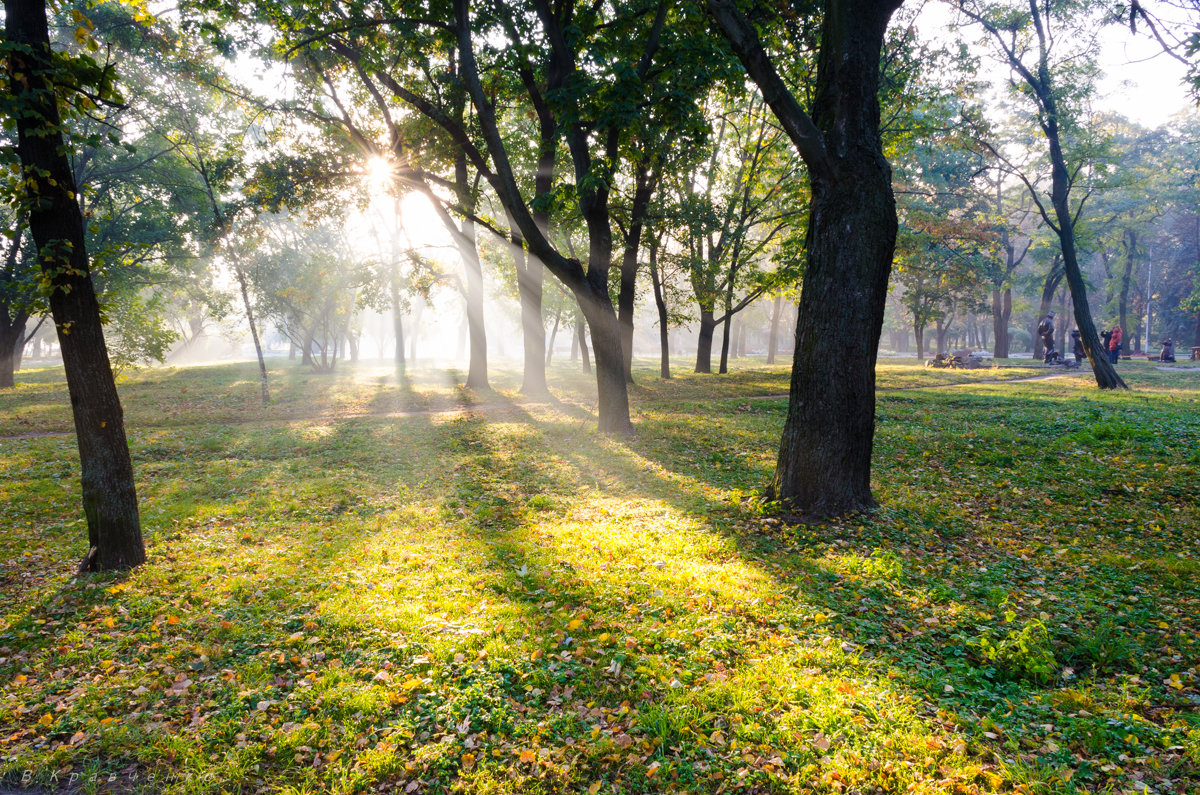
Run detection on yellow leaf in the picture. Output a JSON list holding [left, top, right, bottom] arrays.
[[461, 752, 476, 769], [567, 618, 583, 631], [102, 617, 115, 628], [400, 677, 423, 691], [588, 782, 602, 795], [38, 713, 53, 727], [519, 749, 536, 764], [12, 674, 27, 686]]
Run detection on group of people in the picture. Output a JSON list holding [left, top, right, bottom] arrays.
[[1099, 325, 1123, 364], [1039, 313, 1176, 363], [1038, 311, 1125, 365]]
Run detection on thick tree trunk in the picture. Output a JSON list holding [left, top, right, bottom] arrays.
[[649, 238, 671, 379], [6, 0, 144, 570], [914, 325, 925, 360], [695, 309, 716, 373], [579, 294, 631, 434], [709, 0, 903, 515], [766, 294, 782, 364]]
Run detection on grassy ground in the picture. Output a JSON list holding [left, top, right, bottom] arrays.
[[0, 356, 1197, 794]]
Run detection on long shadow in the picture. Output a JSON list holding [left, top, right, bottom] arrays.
[[2, 376, 1196, 792]]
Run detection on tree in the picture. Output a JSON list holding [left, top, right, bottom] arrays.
[[958, 0, 1127, 388], [707, 0, 905, 515], [665, 90, 804, 374], [2, 0, 144, 570]]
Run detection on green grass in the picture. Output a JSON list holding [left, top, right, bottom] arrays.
[[0, 356, 1197, 794]]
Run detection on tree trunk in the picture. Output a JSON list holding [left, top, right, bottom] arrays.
[[617, 162, 655, 385], [390, 265, 406, 375], [233, 264, 270, 403], [545, 309, 560, 366], [461, 217, 490, 391], [0, 315, 26, 389], [991, 287, 1011, 358], [6, 0, 144, 570], [718, 313, 734, 373], [514, 241, 548, 395], [766, 294, 783, 364], [576, 313, 591, 373], [695, 309, 716, 373], [649, 237, 671, 379], [1119, 229, 1134, 354], [710, 0, 904, 515], [935, 318, 949, 355], [914, 324, 925, 359]]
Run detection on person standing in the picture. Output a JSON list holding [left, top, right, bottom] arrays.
[[1070, 328, 1084, 364], [1109, 325, 1123, 364]]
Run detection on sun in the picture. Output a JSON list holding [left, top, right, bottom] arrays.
[[363, 155, 396, 192]]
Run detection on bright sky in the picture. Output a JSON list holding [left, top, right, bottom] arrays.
[[915, 0, 1196, 129]]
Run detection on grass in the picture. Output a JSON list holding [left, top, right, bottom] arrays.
[[0, 355, 1197, 794]]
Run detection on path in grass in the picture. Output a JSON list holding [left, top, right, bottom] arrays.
[[0, 360, 1197, 794]]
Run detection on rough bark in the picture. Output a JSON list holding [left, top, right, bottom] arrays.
[[6, 0, 144, 570], [710, 0, 903, 516]]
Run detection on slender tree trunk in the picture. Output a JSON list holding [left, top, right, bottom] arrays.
[[914, 325, 925, 359], [992, 287, 1012, 358], [718, 312, 734, 374], [545, 309, 560, 366], [1119, 229, 1135, 354], [766, 294, 783, 364], [576, 313, 591, 373], [232, 264, 270, 403], [6, 0, 144, 570], [1032, 48, 1125, 386], [617, 163, 655, 385], [649, 237, 671, 379], [736, 317, 746, 357], [695, 309, 716, 373]]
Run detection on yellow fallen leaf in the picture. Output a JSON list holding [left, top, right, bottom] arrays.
[[567, 618, 583, 631], [101, 617, 115, 628], [588, 782, 603, 795], [519, 749, 536, 764]]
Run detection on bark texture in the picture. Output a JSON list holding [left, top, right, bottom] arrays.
[[6, 0, 144, 570], [710, 0, 903, 516]]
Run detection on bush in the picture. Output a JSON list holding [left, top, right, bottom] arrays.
[[973, 618, 1058, 684]]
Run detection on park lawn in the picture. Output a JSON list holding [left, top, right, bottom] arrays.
[[0, 359, 1197, 794]]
